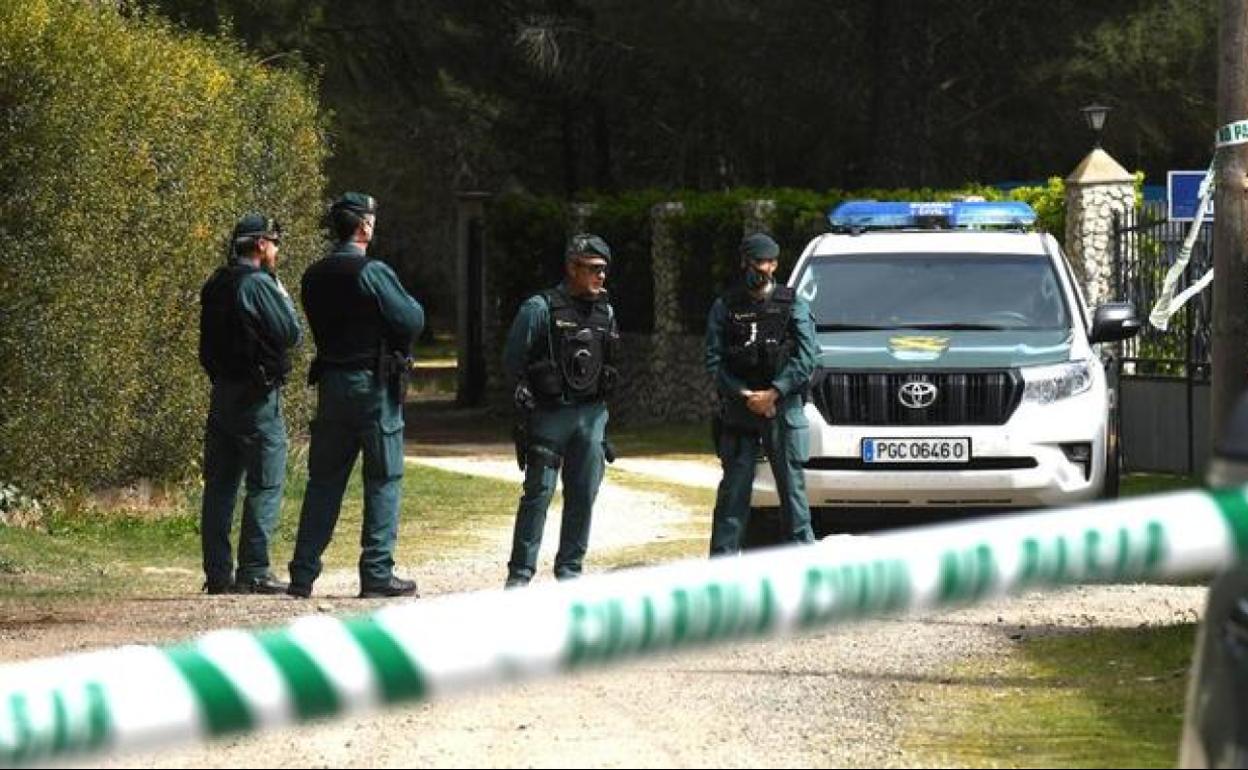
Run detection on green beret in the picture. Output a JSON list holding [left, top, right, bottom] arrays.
[[740, 233, 779, 261], [330, 192, 377, 216], [566, 233, 611, 263], [232, 212, 281, 242]]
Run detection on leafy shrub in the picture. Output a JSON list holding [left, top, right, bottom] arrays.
[[0, 0, 327, 497]]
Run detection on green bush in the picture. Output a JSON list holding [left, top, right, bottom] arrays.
[[1003, 176, 1067, 237], [0, 0, 327, 498], [584, 190, 668, 333], [485, 193, 571, 328], [485, 182, 1073, 337]]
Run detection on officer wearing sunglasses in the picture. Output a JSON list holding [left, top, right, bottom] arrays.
[[502, 233, 620, 588], [197, 212, 302, 595]]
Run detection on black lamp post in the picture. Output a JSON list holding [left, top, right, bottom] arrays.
[[1080, 103, 1111, 148]]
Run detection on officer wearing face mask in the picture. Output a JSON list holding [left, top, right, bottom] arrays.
[[704, 232, 817, 555], [502, 233, 620, 588]]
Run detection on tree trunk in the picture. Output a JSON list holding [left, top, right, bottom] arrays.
[[1213, 0, 1248, 445]]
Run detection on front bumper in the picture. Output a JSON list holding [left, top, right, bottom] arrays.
[[751, 389, 1108, 509]]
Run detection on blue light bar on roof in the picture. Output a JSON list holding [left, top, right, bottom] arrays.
[[828, 200, 1038, 230], [949, 201, 1037, 227]]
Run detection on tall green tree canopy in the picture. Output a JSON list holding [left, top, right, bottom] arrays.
[[145, 0, 1216, 320]]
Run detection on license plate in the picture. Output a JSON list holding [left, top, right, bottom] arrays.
[[861, 437, 971, 464]]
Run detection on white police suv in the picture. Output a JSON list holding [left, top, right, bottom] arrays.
[[751, 200, 1141, 537]]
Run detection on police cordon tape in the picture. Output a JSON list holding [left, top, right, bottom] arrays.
[[4, 484, 1248, 766]]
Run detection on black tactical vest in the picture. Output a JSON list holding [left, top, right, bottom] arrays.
[[526, 287, 617, 404], [723, 285, 796, 390], [301, 252, 385, 368], [199, 263, 292, 387]]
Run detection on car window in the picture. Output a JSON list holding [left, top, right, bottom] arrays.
[[796, 252, 1070, 330]]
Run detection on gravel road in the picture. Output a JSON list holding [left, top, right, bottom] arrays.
[[1, 450, 1208, 768]]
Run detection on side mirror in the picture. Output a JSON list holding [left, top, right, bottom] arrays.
[[1089, 302, 1142, 344]]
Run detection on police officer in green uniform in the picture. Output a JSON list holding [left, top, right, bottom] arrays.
[[287, 193, 424, 599], [504, 234, 619, 588], [198, 213, 302, 594], [705, 233, 817, 556]]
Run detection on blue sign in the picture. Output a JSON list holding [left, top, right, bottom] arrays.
[[1168, 170, 1214, 222]]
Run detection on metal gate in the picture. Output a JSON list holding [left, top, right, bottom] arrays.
[[1111, 206, 1212, 476]]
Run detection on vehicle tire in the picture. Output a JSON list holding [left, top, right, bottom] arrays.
[[1101, 406, 1122, 500], [743, 507, 784, 549], [811, 507, 843, 540]]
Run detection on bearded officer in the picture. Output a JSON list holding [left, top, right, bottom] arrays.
[[503, 233, 620, 588], [198, 213, 302, 594], [705, 232, 817, 555]]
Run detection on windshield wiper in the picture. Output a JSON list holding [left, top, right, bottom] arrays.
[[898, 323, 1011, 331], [816, 323, 898, 331]]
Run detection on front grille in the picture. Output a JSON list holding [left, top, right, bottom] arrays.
[[811, 370, 1023, 426]]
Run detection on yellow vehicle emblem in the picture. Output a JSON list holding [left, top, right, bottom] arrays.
[[888, 335, 950, 355]]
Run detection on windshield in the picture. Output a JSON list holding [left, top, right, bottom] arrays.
[[796, 252, 1070, 331]]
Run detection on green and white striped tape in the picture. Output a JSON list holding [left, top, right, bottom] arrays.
[[4, 484, 1248, 766]]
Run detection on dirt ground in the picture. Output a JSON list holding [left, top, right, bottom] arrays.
[[0, 403, 1210, 768]]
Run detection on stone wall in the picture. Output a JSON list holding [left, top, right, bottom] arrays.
[[475, 198, 768, 424], [609, 332, 717, 424]]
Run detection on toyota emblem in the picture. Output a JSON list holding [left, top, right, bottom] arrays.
[[898, 380, 938, 409]]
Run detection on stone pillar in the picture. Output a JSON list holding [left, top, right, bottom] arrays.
[[651, 202, 685, 336], [571, 202, 596, 233], [454, 191, 491, 406], [648, 202, 685, 421], [1064, 149, 1135, 307], [742, 199, 776, 236]]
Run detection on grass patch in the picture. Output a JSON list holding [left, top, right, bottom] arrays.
[[903, 623, 1196, 768], [407, 367, 457, 401], [413, 331, 457, 362], [600, 534, 708, 569], [1122, 473, 1198, 497], [0, 460, 518, 600], [609, 420, 713, 458]]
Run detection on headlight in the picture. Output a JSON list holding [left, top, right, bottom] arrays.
[[1022, 361, 1093, 404]]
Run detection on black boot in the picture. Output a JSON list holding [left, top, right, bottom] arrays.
[[235, 573, 289, 595], [359, 575, 418, 599], [203, 578, 234, 595]]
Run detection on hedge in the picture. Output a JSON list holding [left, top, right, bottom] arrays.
[[0, 0, 327, 498], [485, 179, 1069, 335]]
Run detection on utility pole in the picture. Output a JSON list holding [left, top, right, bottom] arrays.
[[1213, 0, 1248, 445]]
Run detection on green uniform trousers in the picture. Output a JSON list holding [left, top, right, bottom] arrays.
[[709, 401, 815, 556], [507, 401, 608, 582], [201, 384, 287, 585], [289, 370, 405, 589]]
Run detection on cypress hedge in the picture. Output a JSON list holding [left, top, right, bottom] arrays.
[[0, 0, 327, 498]]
